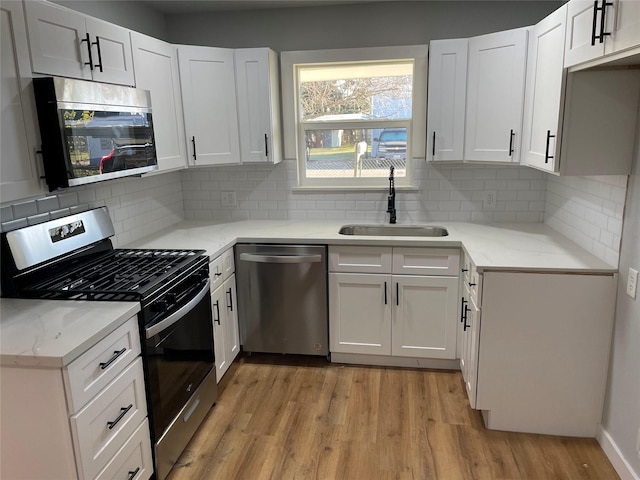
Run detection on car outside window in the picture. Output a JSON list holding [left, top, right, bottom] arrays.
[[281, 46, 428, 189]]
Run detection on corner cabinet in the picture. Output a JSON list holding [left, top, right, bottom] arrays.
[[234, 48, 282, 164], [131, 32, 187, 173], [464, 27, 528, 164], [178, 45, 240, 166], [1, 0, 45, 203], [426, 39, 468, 162], [522, 3, 640, 175], [329, 246, 459, 363], [564, 0, 640, 68], [461, 266, 617, 437], [1, 317, 153, 479], [209, 249, 240, 382], [24, 0, 135, 85]]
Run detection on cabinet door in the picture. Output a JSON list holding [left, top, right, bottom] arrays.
[[426, 39, 467, 162], [463, 296, 480, 409], [85, 17, 134, 86], [465, 28, 528, 163], [235, 48, 281, 164], [564, 0, 605, 67], [605, 0, 640, 54], [211, 285, 228, 382], [1, 1, 44, 203], [178, 45, 240, 166], [131, 32, 187, 172], [392, 275, 458, 359], [24, 0, 92, 79], [223, 275, 240, 365], [521, 5, 567, 172], [329, 273, 391, 355]]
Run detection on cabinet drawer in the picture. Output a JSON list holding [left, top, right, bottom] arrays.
[[71, 357, 148, 480], [95, 418, 153, 480], [65, 317, 141, 413], [329, 246, 392, 273], [392, 248, 460, 276], [210, 255, 224, 292], [222, 248, 235, 278]]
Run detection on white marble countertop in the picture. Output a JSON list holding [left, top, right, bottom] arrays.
[[127, 220, 616, 273], [0, 299, 140, 368]]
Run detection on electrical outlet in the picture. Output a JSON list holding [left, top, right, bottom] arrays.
[[484, 190, 497, 210], [221, 191, 237, 207], [627, 267, 638, 299]]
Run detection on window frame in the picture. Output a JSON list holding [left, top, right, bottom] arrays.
[[281, 45, 428, 189]]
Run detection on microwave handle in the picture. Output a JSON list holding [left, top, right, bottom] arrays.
[[146, 280, 210, 339]]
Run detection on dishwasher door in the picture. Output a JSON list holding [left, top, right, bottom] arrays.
[[235, 244, 328, 356]]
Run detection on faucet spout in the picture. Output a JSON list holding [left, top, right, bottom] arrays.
[[387, 166, 397, 224]]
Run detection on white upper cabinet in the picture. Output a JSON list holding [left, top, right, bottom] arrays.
[[234, 48, 282, 164], [131, 32, 187, 173], [565, 0, 640, 67], [426, 39, 467, 162], [24, 0, 134, 85], [178, 45, 240, 166], [1, 0, 45, 203], [521, 5, 567, 172], [464, 28, 528, 164]]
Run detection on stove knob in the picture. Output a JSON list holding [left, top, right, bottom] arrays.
[[165, 293, 177, 305], [153, 300, 168, 313]]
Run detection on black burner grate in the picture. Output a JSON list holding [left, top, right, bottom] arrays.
[[21, 249, 203, 301]]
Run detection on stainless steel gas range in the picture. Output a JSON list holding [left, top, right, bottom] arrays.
[[1, 207, 217, 480]]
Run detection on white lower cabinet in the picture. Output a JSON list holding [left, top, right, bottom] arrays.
[[329, 246, 459, 361], [210, 249, 240, 382], [463, 269, 617, 437], [0, 316, 152, 480]]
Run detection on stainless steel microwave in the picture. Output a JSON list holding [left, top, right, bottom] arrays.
[[33, 76, 158, 191]]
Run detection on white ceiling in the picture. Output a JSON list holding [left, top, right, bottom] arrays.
[[142, 0, 391, 14]]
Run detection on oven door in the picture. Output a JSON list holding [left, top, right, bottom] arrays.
[[144, 279, 215, 440]]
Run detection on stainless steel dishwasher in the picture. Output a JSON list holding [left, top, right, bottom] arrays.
[[235, 244, 328, 356]]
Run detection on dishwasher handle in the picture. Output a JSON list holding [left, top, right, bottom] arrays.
[[239, 252, 322, 264]]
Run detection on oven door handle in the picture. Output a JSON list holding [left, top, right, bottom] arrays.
[[146, 280, 210, 339]]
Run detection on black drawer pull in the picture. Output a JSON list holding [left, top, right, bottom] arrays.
[[214, 300, 221, 325], [127, 467, 140, 480], [107, 404, 133, 430], [99, 348, 126, 370], [226, 288, 233, 311]]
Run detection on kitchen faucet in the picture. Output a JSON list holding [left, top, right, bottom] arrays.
[[387, 166, 397, 224]]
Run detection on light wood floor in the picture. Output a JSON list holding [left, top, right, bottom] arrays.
[[167, 354, 619, 480]]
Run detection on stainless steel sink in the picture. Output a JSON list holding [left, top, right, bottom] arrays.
[[338, 224, 449, 237]]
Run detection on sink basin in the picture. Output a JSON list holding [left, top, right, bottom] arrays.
[[338, 224, 449, 237]]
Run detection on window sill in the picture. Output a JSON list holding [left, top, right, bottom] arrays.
[[291, 185, 420, 193]]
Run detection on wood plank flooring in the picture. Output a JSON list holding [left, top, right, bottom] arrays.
[[167, 354, 619, 480]]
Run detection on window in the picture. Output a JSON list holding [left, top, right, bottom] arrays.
[[281, 46, 428, 189]]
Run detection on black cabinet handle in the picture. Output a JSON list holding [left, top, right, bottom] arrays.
[[107, 403, 133, 430], [213, 300, 221, 324], [508, 129, 515, 156], [460, 298, 468, 323], [468, 282, 477, 287], [544, 130, 555, 164], [396, 282, 399, 306], [591, 0, 600, 46], [92, 36, 103, 72], [463, 305, 471, 332], [598, 0, 613, 43], [226, 288, 233, 311], [264, 133, 269, 157], [81, 33, 94, 70], [127, 467, 140, 480], [432, 131, 436, 157], [214, 272, 222, 277], [461, 268, 469, 273], [384, 281, 388, 305], [99, 348, 126, 370], [191, 136, 197, 161]]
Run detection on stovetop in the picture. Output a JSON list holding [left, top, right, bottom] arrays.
[[18, 248, 206, 302]]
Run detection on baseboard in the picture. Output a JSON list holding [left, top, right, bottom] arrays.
[[330, 352, 460, 370], [597, 425, 640, 480]]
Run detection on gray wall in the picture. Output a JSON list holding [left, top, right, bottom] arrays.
[[602, 126, 640, 476], [166, 1, 562, 50], [51, 0, 169, 40]]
